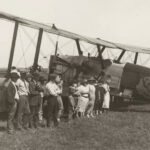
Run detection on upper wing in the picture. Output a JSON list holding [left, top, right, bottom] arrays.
[[0, 11, 150, 54]]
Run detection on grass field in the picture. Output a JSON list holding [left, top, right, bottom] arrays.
[[1, 103, 150, 150]]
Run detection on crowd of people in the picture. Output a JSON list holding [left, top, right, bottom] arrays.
[[6, 67, 112, 134]]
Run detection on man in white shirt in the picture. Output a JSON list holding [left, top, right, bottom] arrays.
[[16, 72, 30, 130], [45, 74, 61, 127]]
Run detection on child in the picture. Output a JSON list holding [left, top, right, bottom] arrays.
[[45, 74, 61, 127]]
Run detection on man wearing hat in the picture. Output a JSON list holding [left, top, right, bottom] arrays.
[[11, 66, 21, 77], [6, 71, 20, 134]]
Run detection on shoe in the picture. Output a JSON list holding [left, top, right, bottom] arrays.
[[35, 126, 39, 130], [90, 114, 95, 118], [16, 127, 23, 131], [86, 114, 90, 118], [30, 128, 36, 133], [47, 124, 52, 128], [67, 120, 73, 124], [76, 115, 79, 118], [8, 130, 14, 134], [23, 127, 31, 131], [57, 118, 60, 122], [96, 111, 99, 115], [34, 123, 39, 129], [99, 111, 102, 114]]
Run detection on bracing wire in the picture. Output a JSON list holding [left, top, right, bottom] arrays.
[[80, 43, 90, 53], [45, 33, 63, 55], [106, 49, 110, 59], [90, 46, 97, 56], [124, 51, 133, 62], [109, 49, 116, 59], [72, 42, 76, 56], [95, 50, 98, 57], [139, 53, 142, 65], [80, 42, 96, 57], [21, 27, 49, 63], [59, 40, 73, 49], [18, 29, 27, 68], [143, 54, 150, 65], [16, 30, 38, 66]]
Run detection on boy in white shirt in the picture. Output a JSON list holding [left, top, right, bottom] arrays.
[[45, 74, 61, 127]]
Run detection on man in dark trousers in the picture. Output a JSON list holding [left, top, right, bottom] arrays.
[[45, 74, 61, 127], [7, 71, 19, 134], [28, 73, 41, 129]]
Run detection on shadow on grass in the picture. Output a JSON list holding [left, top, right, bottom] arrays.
[[0, 112, 7, 121], [0, 126, 6, 132], [111, 100, 150, 113], [0, 112, 7, 132], [112, 108, 150, 113]]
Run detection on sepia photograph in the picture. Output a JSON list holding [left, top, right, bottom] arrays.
[[0, 0, 150, 149]]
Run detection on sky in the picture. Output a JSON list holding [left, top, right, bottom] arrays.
[[0, 0, 150, 68]]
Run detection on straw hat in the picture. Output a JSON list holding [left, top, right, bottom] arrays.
[[11, 69, 20, 77]]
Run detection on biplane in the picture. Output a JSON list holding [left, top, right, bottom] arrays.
[[0, 12, 150, 112]]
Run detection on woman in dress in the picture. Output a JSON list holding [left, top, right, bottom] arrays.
[[101, 75, 111, 113], [86, 77, 96, 118], [77, 79, 89, 117]]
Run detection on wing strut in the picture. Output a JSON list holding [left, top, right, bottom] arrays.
[[97, 45, 104, 69], [7, 21, 19, 74], [117, 50, 126, 63], [55, 41, 59, 56], [134, 52, 138, 64], [101, 46, 106, 54], [33, 28, 43, 69], [75, 39, 83, 55]]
